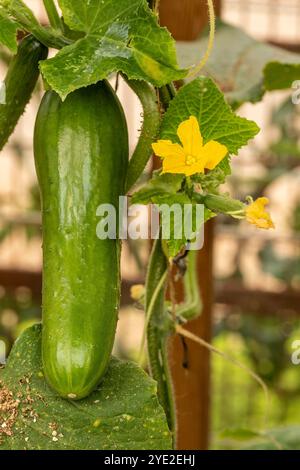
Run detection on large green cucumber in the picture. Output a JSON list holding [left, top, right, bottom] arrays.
[[0, 35, 48, 151], [34, 81, 128, 399]]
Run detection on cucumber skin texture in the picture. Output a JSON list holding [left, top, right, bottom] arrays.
[[0, 35, 48, 151], [34, 82, 128, 399]]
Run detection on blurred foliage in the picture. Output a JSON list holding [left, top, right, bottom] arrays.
[[211, 314, 300, 449], [292, 203, 300, 234], [270, 98, 300, 162], [227, 96, 300, 202], [214, 91, 300, 443], [259, 242, 300, 285], [0, 288, 41, 353]]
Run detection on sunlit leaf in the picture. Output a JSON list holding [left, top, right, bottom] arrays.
[[39, 0, 187, 99]]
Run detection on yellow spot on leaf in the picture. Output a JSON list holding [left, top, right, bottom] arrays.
[[134, 51, 166, 83]]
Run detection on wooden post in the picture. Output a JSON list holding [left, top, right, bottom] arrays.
[[159, 0, 221, 450], [159, 0, 221, 41]]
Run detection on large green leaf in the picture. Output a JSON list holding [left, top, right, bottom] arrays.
[[177, 21, 300, 108], [160, 77, 260, 155], [0, 325, 172, 450], [0, 10, 18, 52], [39, 0, 186, 99], [264, 62, 300, 91]]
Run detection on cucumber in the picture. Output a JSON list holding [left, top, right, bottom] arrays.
[[34, 81, 128, 399], [0, 35, 48, 151]]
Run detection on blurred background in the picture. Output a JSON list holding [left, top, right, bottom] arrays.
[[0, 0, 300, 449]]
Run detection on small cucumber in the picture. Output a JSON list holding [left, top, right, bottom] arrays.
[[34, 81, 128, 399], [0, 35, 48, 151]]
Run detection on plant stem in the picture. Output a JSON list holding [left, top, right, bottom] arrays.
[[7, 3, 71, 49], [175, 250, 201, 321], [145, 238, 176, 441], [158, 82, 176, 110], [124, 78, 161, 193], [29, 26, 71, 49], [139, 267, 168, 363], [187, 0, 216, 78], [43, 0, 63, 32]]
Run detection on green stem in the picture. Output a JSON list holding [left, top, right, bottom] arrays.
[[124, 79, 161, 193], [143, 81, 178, 442], [158, 83, 176, 110], [7, 3, 71, 49], [29, 26, 70, 49], [145, 238, 176, 441], [176, 250, 201, 321], [193, 192, 245, 216], [139, 268, 168, 362], [187, 0, 216, 79], [43, 0, 64, 32]]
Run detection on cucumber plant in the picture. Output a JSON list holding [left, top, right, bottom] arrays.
[[0, 0, 288, 450]]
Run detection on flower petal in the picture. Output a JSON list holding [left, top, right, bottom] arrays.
[[245, 197, 275, 230], [161, 155, 188, 174], [152, 140, 185, 159], [177, 116, 203, 156], [201, 140, 228, 170], [185, 163, 206, 176]]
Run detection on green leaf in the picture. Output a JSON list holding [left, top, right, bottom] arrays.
[[264, 62, 300, 91], [158, 196, 213, 257], [177, 21, 300, 108], [0, 325, 172, 450], [132, 172, 184, 205], [160, 77, 260, 156], [220, 428, 261, 441], [39, 0, 187, 100], [132, 172, 214, 256], [132, 175, 189, 256], [0, 11, 18, 52], [242, 426, 300, 450]]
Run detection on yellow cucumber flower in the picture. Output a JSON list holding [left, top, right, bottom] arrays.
[[245, 197, 275, 230], [152, 116, 228, 176]]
